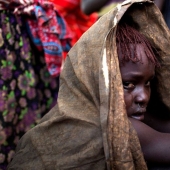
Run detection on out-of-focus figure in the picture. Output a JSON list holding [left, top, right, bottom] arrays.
[[49, 0, 98, 45], [81, 0, 124, 17]]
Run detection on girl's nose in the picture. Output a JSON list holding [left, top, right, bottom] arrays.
[[135, 87, 150, 106]]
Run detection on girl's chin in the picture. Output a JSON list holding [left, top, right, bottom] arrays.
[[130, 114, 144, 121]]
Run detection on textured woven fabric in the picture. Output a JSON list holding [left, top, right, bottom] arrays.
[[8, 0, 170, 169]]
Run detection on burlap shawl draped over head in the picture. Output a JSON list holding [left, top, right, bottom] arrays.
[[8, 0, 170, 169]]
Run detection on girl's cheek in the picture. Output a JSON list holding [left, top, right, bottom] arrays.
[[124, 92, 134, 109]]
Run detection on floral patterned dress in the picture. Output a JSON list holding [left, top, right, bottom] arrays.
[[0, 10, 62, 169]]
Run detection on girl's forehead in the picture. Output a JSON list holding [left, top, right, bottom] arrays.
[[119, 45, 155, 79], [116, 24, 160, 68], [118, 44, 153, 65]]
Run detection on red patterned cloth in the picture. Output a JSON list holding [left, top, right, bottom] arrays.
[[0, 0, 73, 77], [49, 0, 98, 45]]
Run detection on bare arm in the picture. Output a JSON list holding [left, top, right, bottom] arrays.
[[144, 112, 170, 133], [129, 118, 170, 165], [81, 0, 108, 15]]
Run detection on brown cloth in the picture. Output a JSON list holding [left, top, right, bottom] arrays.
[[8, 0, 170, 169]]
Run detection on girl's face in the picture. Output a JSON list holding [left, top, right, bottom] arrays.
[[119, 44, 155, 121]]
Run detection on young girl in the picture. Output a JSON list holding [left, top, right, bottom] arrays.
[[116, 22, 170, 168], [8, 0, 170, 169]]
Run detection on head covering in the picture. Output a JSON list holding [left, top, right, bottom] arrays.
[[8, 0, 170, 169]]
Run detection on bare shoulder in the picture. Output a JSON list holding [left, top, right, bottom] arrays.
[[129, 118, 158, 136], [144, 112, 170, 133], [129, 118, 170, 165]]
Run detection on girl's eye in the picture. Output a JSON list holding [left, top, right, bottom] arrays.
[[123, 82, 135, 89], [145, 81, 150, 86]]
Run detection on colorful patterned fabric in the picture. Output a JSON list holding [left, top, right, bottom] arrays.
[[26, 5, 72, 77], [49, 0, 98, 45], [0, 1, 72, 169], [0, 0, 73, 77], [0, 10, 61, 170]]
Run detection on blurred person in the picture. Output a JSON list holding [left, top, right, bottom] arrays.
[[49, 0, 98, 45], [81, 0, 124, 17], [0, 0, 72, 169]]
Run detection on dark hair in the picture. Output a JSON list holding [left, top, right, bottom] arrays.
[[116, 23, 160, 67]]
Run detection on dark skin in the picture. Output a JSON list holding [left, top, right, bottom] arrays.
[[81, 0, 165, 16], [119, 44, 170, 166], [81, 0, 108, 15]]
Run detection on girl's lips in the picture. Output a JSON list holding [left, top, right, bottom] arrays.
[[131, 112, 145, 121]]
